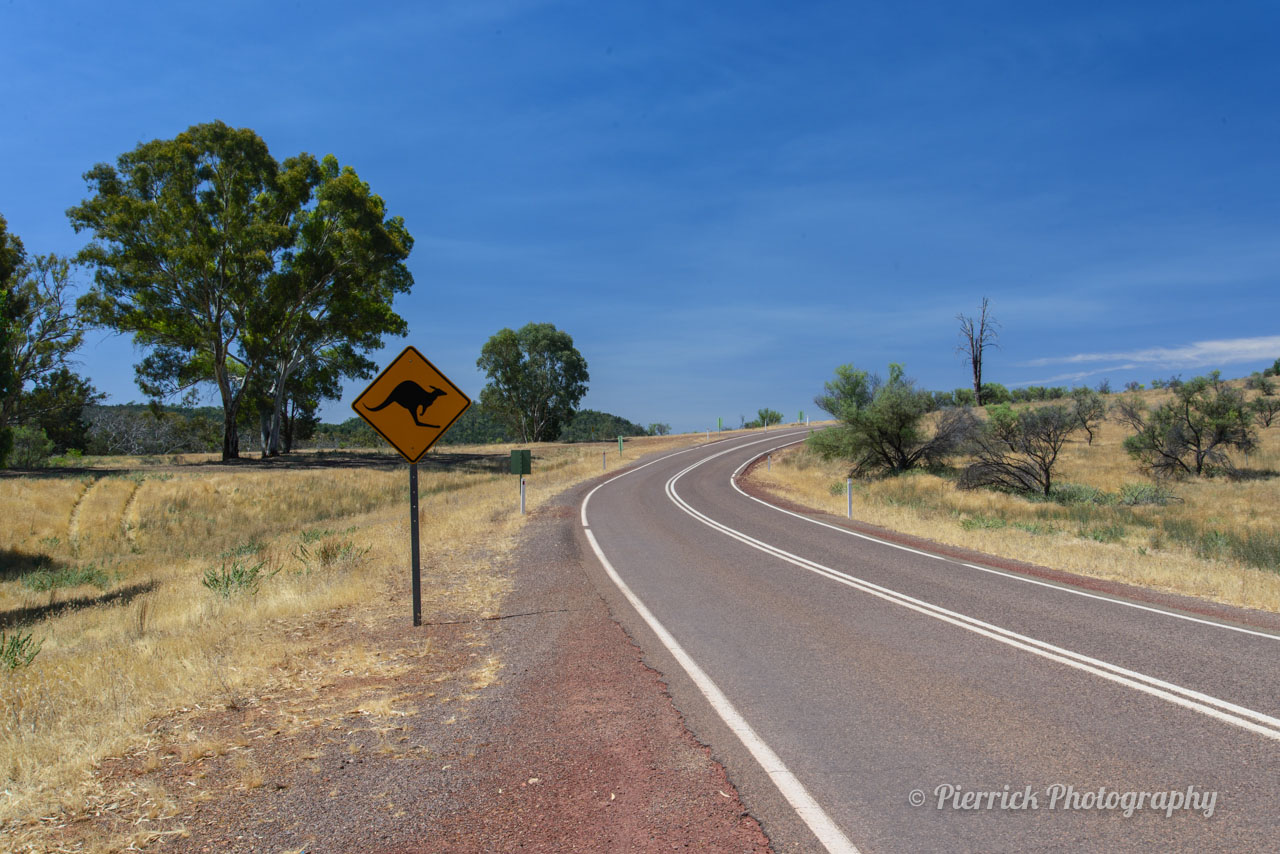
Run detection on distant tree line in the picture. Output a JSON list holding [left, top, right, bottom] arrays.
[[804, 297, 1277, 497]]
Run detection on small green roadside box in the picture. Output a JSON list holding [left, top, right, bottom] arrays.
[[510, 449, 531, 475]]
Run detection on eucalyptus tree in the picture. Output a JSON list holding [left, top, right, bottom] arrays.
[[255, 154, 412, 456], [1, 253, 89, 431], [69, 122, 412, 459], [478, 323, 589, 442], [0, 214, 26, 464]]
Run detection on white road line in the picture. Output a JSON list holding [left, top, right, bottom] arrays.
[[663, 444, 1280, 742], [581, 430, 859, 854], [580, 431, 797, 528], [732, 439, 1280, 642]]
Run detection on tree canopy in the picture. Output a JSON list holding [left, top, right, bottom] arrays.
[[960, 403, 1078, 496], [1115, 373, 1255, 477], [477, 322, 589, 443], [68, 121, 411, 460], [809, 363, 974, 476], [0, 214, 26, 465]]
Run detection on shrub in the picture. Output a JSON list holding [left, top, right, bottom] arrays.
[[1115, 373, 1256, 477], [21, 564, 114, 592], [960, 404, 1078, 496], [810, 363, 976, 477], [1117, 482, 1176, 506], [6, 425, 54, 468], [1254, 396, 1280, 429], [1246, 372, 1274, 395], [201, 560, 273, 598], [1070, 387, 1106, 445], [1, 628, 42, 670], [1050, 482, 1112, 505]]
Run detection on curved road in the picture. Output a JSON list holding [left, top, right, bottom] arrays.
[[577, 431, 1280, 853]]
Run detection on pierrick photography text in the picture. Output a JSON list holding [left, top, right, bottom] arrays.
[[909, 784, 1218, 818]]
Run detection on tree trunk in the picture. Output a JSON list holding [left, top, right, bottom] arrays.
[[259, 409, 271, 459], [266, 353, 299, 457], [221, 406, 240, 460], [215, 364, 241, 461]]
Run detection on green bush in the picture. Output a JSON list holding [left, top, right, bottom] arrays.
[[6, 425, 54, 468], [21, 564, 114, 592], [1, 628, 42, 670], [1049, 482, 1113, 505], [1117, 483, 1176, 506], [201, 560, 274, 598]]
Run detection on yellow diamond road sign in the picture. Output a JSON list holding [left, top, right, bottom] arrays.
[[352, 346, 471, 463]]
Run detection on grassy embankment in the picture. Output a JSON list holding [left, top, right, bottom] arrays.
[[750, 384, 1280, 613], [0, 433, 711, 849]]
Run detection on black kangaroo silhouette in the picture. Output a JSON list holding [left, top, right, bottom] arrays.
[[365, 381, 447, 428]]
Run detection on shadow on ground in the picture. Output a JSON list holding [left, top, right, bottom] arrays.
[[0, 580, 158, 630], [0, 450, 511, 478]]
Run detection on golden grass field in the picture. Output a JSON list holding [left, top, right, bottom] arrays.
[[751, 384, 1280, 613], [0, 432, 714, 850]]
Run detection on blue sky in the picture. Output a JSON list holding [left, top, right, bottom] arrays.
[[3, 0, 1278, 432]]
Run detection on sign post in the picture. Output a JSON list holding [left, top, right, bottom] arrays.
[[510, 450, 531, 514], [409, 462, 421, 625], [352, 346, 472, 626]]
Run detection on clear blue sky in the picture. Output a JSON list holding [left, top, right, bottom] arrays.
[[3, 0, 1278, 432]]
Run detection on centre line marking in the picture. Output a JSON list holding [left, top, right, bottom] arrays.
[[663, 441, 1280, 742]]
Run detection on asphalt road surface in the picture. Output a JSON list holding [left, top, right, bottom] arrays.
[[578, 430, 1280, 853]]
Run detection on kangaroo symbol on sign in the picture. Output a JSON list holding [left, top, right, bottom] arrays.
[[365, 381, 447, 428]]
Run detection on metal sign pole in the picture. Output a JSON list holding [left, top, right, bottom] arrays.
[[410, 462, 421, 627], [520, 476, 526, 515]]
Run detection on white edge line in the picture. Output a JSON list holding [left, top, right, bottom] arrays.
[[583, 526, 861, 854], [731, 441, 1280, 642], [663, 448, 1280, 741], [580, 430, 858, 854]]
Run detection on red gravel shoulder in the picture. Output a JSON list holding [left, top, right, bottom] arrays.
[[72, 481, 773, 853]]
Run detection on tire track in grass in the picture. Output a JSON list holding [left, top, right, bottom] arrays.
[[120, 479, 145, 548], [67, 476, 102, 555]]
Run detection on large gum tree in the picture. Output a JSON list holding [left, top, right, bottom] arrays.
[[68, 121, 411, 460]]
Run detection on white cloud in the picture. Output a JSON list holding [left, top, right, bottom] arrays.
[[1021, 336, 1280, 370]]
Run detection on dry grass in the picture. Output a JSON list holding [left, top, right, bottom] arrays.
[[752, 387, 1280, 612], [0, 431, 713, 843]]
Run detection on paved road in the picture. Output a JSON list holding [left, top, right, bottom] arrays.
[[578, 430, 1280, 853]]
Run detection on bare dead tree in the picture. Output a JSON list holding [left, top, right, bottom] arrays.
[[956, 297, 999, 406]]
